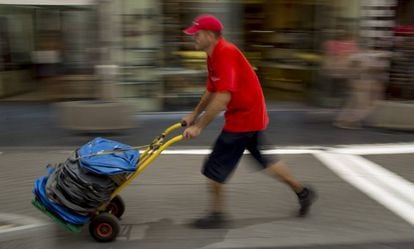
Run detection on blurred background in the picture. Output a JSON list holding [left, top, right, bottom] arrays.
[[0, 0, 412, 112], [1, 3, 414, 247]]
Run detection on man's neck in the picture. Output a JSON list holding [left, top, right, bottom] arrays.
[[206, 38, 220, 57]]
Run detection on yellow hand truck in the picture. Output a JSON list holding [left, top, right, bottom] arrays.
[[33, 123, 184, 242]]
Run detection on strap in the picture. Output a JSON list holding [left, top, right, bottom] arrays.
[[75, 145, 149, 160]]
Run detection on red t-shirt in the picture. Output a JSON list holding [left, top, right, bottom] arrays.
[[207, 38, 269, 132]]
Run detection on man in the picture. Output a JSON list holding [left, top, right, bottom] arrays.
[[182, 14, 316, 229]]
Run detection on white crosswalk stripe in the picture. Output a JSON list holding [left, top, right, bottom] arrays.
[[314, 151, 414, 226]]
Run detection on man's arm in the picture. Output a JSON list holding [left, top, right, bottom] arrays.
[[196, 91, 230, 129], [182, 90, 213, 125], [194, 90, 214, 119], [183, 91, 231, 139]]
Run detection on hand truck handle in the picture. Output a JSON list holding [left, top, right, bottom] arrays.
[[161, 122, 186, 137], [105, 123, 184, 202]]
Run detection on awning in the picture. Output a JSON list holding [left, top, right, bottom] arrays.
[[0, 0, 95, 5]]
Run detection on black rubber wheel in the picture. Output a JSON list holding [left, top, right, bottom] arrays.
[[89, 213, 120, 242], [105, 195, 125, 218]]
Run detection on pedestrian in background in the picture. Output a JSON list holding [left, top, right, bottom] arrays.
[[320, 30, 359, 112], [181, 14, 316, 229], [334, 48, 390, 129]]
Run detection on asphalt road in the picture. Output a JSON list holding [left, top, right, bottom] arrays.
[[0, 102, 413, 248], [0, 144, 413, 249]]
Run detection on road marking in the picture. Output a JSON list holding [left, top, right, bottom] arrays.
[[58, 147, 321, 156], [0, 213, 48, 236], [0, 224, 13, 229], [0, 224, 44, 234], [56, 143, 414, 156], [159, 149, 211, 155], [314, 151, 414, 226], [331, 143, 414, 155], [160, 143, 414, 155], [159, 148, 318, 155]]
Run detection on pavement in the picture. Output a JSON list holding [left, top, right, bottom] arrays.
[[1, 101, 414, 148], [1, 146, 414, 249], [0, 101, 413, 249]]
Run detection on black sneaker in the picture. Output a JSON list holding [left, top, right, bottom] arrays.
[[192, 212, 226, 229], [298, 186, 317, 217]]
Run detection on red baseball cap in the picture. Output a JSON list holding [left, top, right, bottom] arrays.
[[183, 14, 223, 35]]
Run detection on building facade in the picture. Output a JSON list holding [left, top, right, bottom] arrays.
[[1, 0, 413, 111]]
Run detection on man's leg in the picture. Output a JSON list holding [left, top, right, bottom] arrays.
[[247, 132, 316, 217], [267, 161, 316, 217], [210, 179, 224, 213], [194, 131, 247, 228], [193, 180, 226, 229], [266, 161, 303, 192]]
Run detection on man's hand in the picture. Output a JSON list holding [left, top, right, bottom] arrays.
[[183, 125, 202, 139], [182, 113, 196, 127]]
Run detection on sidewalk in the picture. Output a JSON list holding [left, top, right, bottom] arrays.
[[0, 101, 413, 148]]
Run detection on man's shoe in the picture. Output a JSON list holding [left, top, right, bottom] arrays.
[[298, 186, 317, 217], [192, 212, 226, 229]]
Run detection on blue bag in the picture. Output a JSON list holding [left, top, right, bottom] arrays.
[[77, 137, 140, 175], [33, 172, 89, 225]]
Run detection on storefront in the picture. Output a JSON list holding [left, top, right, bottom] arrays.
[[0, 1, 97, 100], [159, 0, 333, 107], [3, 0, 409, 111], [250, 0, 333, 104], [0, 4, 34, 98], [158, 0, 243, 110], [388, 0, 414, 100]]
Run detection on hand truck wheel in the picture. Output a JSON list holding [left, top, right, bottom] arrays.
[[105, 195, 125, 218], [89, 213, 120, 242]]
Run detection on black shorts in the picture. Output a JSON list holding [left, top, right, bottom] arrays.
[[202, 130, 279, 183]]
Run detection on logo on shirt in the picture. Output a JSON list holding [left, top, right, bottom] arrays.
[[211, 76, 220, 82]]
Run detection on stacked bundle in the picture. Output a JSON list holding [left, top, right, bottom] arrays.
[[33, 137, 140, 225]]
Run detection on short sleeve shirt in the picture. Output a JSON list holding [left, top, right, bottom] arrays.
[[207, 38, 268, 132]]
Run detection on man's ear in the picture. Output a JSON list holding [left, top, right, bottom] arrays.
[[207, 31, 216, 40]]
